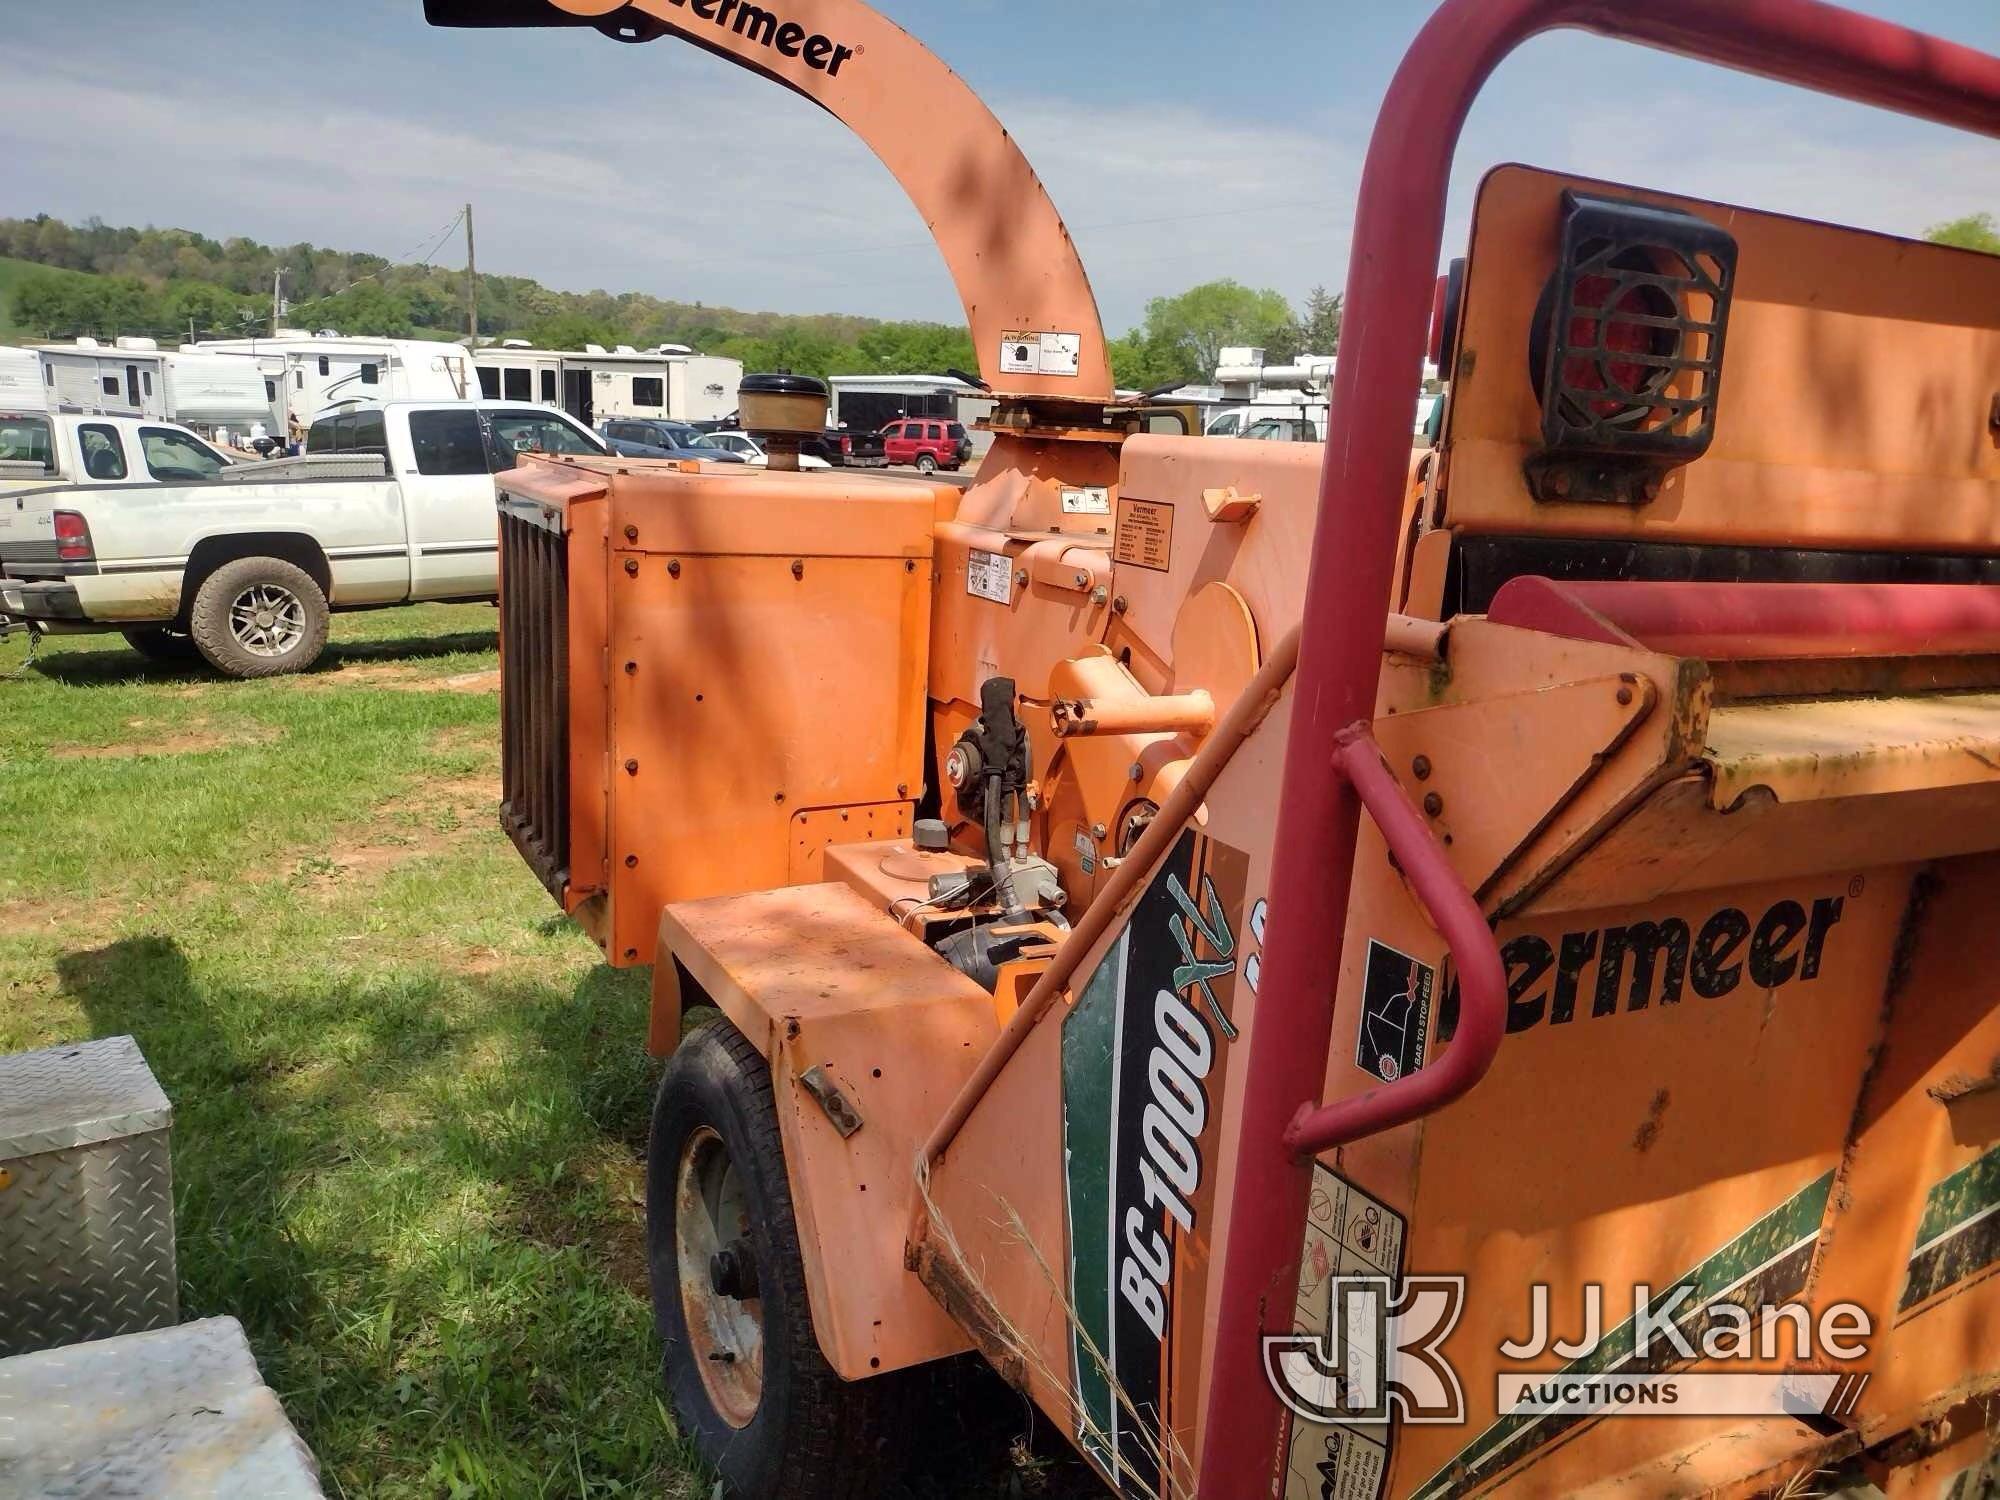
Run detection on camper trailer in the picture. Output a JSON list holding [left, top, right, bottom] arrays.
[[194, 332, 475, 431], [26, 339, 271, 434], [473, 344, 742, 426], [472, 341, 563, 408]]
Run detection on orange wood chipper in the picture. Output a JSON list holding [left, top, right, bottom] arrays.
[[431, 0, 2000, 1494]]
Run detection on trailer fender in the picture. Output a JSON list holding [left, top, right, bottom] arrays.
[[648, 883, 998, 1380]]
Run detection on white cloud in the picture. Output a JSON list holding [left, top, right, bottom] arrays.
[[1, 41, 1993, 337]]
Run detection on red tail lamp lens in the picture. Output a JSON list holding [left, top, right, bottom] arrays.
[[53, 510, 92, 562], [1563, 271, 1677, 417]]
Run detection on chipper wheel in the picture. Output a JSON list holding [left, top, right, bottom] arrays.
[[647, 1015, 908, 1498]]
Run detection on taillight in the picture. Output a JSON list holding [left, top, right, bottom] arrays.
[[1529, 191, 1736, 465], [53, 510, 93, 563], [1559, 268, 1679, 419]]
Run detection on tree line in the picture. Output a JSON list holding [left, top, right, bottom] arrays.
[[1, 213, 1345, 389], [12, 207, 1982, 389]]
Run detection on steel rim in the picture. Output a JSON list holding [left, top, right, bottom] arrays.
[[676, 1125, 765, 1428], [228, 583, 307, 657]]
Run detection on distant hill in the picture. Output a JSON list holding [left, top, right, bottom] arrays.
[[0, 256, 102, 342], [0, 214, 974, 378]]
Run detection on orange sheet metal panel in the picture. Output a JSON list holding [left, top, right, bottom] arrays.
[[1442, 165, 2000, 554], [561, 459, 936, 966], [660, 882, 995, 1379], [922, 604, 2000, 1497]]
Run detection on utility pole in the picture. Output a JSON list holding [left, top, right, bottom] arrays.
[[271, 266, 286, 335], [464, 204, 478, 345]]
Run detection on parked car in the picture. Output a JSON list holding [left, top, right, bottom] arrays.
[[827, 427, 887, 467], [1240, 416, 1321, 442], [0, 399, 611, 678], [0, 411, 233, 495], [703, 431, 833, 470], [597, 418, 746, 462], [878, 417, 971, 473]]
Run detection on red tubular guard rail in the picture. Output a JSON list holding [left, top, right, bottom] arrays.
[[1488, 576, 2000, 660], [1199, 2, 2000, 1495], [1282, 728, 1507, 1160]]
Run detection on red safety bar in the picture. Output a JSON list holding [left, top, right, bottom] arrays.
[[1199, 1, 2000, 1494], [1489, 577, 2000, 659], [1282, 727, 1507, 1159]]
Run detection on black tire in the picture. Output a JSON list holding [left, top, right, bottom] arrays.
[[648, 1015, 907, 1499], [915, 453, 937, 475], [121, 626, 200, 662], [187, 556, 329, 679]]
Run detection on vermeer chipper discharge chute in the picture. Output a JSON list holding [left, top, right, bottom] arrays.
[[430, 0, 2000, 1492]]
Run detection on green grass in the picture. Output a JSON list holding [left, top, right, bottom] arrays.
[[0, 606, 1097, 1498]]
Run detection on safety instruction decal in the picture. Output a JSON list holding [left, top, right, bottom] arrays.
[[966, 548, 1012, 605], [999, 330, 1082, 377], [1113, 498, 1173, 572], [1355, 940, 1432, 1084], [1284, 1165, 1405, 1500], [1061, 484, 1112, 516]]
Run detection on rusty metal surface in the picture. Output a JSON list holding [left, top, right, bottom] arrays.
[[1703, 690, 2000, 808], [0, 1036, 176, 1358], [0, 1316, 323, 1498]]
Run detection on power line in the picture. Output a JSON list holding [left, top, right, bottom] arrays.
[[279, 208, 467, 318]]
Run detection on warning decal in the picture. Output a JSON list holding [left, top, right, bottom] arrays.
[[1355, 940, 1432, 1084], [999, 331, 1082, 377], [966, 548, 1012, 604], [1113, 498, 1173, 572], [1061, 485, 1112, 516], [1284, 1165, 1405, 1500]]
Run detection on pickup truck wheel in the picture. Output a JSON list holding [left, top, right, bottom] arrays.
[[188, 557, 329, 679], [915, 453, 938, 475], [648, 1016, 909, 1499], [121, 627, 200, 662]]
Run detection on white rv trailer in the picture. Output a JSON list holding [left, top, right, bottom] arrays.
[[193, 332, 475, 430], [26, 339, 271, 432], [472, 341, 563, 409], [472, 343, 742, 426]]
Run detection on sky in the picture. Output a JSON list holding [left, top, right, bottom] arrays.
[[2, 0, 1996, 334]]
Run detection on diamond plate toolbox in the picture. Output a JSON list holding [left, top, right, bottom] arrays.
[[0, 1035, 176, 1357]]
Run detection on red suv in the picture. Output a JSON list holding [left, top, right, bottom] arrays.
[[879, 417, 972, 473]]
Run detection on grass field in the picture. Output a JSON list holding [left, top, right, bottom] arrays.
[[0, 605, 1097, 1498]]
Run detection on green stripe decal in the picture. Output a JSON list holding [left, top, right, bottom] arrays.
[[1911, 1143, 2000, 1250], [1412, 1170, 1834, 1500], [1061, 930, 1126, 1474], [1900, 1143, 2000, 1312]]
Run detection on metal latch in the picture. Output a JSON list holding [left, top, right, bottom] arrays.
[[798, 1064, 864, 1138]]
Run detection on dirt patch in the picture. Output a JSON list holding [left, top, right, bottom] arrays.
[[52, 717, 280, 760], [293, 771, 501, 895], [429, 724, 497, 756], [0, 892, 135, 940], [299, 662, 499, 695], [383, 669, 500, 695]]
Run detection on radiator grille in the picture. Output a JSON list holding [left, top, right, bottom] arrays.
[[499, 500, 570, 901]]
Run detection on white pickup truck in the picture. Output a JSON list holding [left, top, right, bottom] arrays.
[[0, 399, 608, 677], [0, 410, 237, 495]]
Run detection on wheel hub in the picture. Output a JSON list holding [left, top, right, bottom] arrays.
[[709, 1239, 760, 1301], [228, 583, 305, 657], [676, 1126, 765, 1428]]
